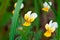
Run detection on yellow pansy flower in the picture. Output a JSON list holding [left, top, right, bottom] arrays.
[[23, 11, 38, 26], [42, 2, 52, 12], [44, 20, 58, 37], [12, 3, 24, 14]]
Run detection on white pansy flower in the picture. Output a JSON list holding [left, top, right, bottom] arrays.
[[23, 11, 38, 26], [42, 2, 52, 12], [44, 20, 58, 37]]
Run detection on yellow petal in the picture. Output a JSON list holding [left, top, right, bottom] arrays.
[[23, 21, 31, 26], [12, 10, 14, 14], [24, 14, 29, 21], [30, 17, 35, 22], [50, 28, 55, 32], [45, 24, 55, 33], [14, 3, 16, 8], [44, 30, 51, 37], [24, 11, 31, 21], [42, 7, 49, 12], [45, 24, 51, 30]]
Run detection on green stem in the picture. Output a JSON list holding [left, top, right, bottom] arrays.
[[9, 0, 23, 40]]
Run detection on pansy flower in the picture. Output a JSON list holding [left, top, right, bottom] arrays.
[[12, 3, 24, 14], [44, 20, 58, 37], [42, 2, 52, 12], [23, 11, 38, 26]]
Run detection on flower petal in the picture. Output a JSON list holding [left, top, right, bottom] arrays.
[[45, 24, 51, 30], [14, 3, 24, 9], [42, 7, 49, 12], [12, 10, 14, 14], [14, 3, 17, 8], [52, 22, 58, 28], [24, 11, 32, 20], [49, 20, 53, 27], [43, 2, 48, 7], [49, 2, 52, 6], [26, 11, 32, 15], [30, 13, 37, 19], [20, 3, 24, 9], [23, 21, 31, 26], [51, 27, 55, 32], [44, 30, 51, 37], [43, 2, 51, 9], [30, 13, 37, 22]]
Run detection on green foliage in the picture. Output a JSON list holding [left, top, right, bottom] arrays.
[[0, 0, 10, 28]]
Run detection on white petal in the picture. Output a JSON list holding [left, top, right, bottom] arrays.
[[49, 2, 52, 6], [49, 20, 53, 27], [14, 3, 24, 9], [52, 22, 58, 28], [43, 2, 51, 8], [20, 3, 24, 9], [30, 13, 38, 19], [26, 11, 32, 15], [43, 2, 49, 7], [24, 11, 32, 20]]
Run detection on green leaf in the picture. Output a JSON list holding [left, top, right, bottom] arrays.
[[55, 0, 60, 40], [9, 0, 23, 40], [34, 0, 40, 30]]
